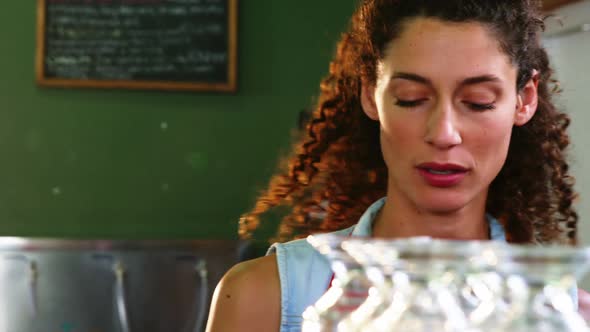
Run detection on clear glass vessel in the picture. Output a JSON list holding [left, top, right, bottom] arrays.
[[304, 235, 590, 332], [490, 244, 590, 332], [302, 234, 371, 332]]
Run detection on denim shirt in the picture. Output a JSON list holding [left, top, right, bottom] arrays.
[[267, 197, 575, 332]]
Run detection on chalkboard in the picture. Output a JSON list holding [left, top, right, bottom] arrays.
[[36, 0, 238, 92]]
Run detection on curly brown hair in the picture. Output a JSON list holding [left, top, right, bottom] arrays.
[[239, 0, 577, 245]]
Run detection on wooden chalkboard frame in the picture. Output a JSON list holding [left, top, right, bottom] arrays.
[[35, 0, 238, 92]]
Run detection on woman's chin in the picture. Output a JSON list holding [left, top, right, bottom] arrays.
[[414, 194, 472, 215]]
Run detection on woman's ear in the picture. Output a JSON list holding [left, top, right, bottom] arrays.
[[514, 70, 540, 126], [361, 83, 379, 121]]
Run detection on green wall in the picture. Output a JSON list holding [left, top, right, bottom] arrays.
[[0, 1, 357, 240]]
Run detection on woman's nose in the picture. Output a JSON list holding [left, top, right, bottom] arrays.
[[424, 103, 462, 149]]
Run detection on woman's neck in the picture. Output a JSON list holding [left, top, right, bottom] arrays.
[[372, 195, 490, 240]]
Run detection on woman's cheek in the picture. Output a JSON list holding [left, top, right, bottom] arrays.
[[382, 114, 419, 158], [467, 118, 513, 170]]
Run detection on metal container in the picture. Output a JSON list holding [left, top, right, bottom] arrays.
[[0, 238, 243, 332]]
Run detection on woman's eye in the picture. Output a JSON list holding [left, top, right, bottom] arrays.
[[465, 102, 496, 111], [395, 99, 426, 107]]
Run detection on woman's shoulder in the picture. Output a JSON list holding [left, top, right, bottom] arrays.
[[206, 255, 281, 331], [220, 254, 279, 287], [268, 225, 357, 253]]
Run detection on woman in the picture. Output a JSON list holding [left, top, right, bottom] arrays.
[[207, 1, 589, 331]]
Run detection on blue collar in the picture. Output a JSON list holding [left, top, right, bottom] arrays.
[[351, 197, 506, 241]]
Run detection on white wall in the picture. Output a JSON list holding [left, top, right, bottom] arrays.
[[542, 0, 590, 288]]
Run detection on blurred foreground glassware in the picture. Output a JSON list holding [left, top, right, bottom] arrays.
[[336, 238, 408, 332], [302, 234, 371, 332], [365, 238, 494, 332], [490, 244, 590, 332], [303, 234, 590, 332], [455, 243, 508, 331]]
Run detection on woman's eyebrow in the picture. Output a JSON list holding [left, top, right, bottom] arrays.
[[460, 74, 502, 87], [391, 72, 431, 85], [391, 72, 502, 87]]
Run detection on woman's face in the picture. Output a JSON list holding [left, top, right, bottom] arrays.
[[362, 18, 537, 214]]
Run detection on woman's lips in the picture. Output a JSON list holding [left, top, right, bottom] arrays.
[[416, 163, 469, 187]]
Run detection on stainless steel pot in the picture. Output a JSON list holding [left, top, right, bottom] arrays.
[[0, 238, 243, 332]]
